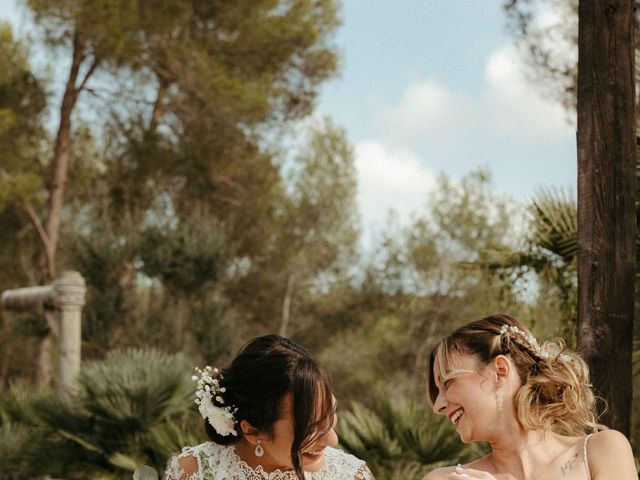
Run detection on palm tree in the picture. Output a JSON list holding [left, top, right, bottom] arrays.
[[0, 349, 202, 478], [338, 396, 487, 480]]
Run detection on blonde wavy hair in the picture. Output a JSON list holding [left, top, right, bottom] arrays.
[[427, 314, 605, 435]]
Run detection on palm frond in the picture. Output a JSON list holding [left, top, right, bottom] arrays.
[[77, 348, 194, 428], [0, 379, 50, 426], [338, 397, 486, 479], [530, 187, 577, 262], [0, 348, 199, 478], [0, 422, 34, 472]]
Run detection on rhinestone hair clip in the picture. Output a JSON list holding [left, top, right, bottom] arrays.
[[499, 324, 570, 362]]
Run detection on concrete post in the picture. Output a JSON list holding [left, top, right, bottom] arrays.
[[1, 285, 54, 308], [1, 271, 86, 394], [53, 271, 86, 394]]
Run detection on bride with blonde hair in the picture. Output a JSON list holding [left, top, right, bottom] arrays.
[[424, 314, 636, 480]]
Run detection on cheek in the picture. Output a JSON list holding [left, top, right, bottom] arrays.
[[269, 421, 295, 459]]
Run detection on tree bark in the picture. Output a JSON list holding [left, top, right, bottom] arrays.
[[148, 81, 167, 136], [37, 32, 98, 386], [576, 0, 636, 435], [43, 32, 98, 281], [279, 273, 295, 337]]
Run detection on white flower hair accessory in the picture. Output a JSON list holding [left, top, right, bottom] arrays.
[[499, 324, 570, 362], [192, 366, 238, 437]]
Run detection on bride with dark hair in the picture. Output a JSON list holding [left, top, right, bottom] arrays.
[[165, 335, 374, 480]]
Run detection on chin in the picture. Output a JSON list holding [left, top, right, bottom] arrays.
[[301, 450, 326, 472]]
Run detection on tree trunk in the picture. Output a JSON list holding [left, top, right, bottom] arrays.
[[36, 32, 98, 386], [279, 273, 295, 337], [42, 33, 84, 282], [35, 334, 54, 387], [576, 0, 636, 435], [148, 81, 167, 136]]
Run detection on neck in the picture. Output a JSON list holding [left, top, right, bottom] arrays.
[[488, 429, 567, 477], [234, 438, 294, 474]]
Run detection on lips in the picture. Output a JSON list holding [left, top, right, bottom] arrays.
[[449, 408, 464, 426], [302, 449, 325, 461]]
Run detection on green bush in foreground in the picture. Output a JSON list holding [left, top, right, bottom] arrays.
[[0, 349, 201, 479], [338, 396, 488, 480]]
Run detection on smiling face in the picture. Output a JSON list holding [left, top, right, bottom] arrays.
[[431, 353, 502, 443], [247, 392, 339, 473]]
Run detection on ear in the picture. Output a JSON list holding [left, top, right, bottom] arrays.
[[239, 419, 260, 445], [491, 354, 511, 382]]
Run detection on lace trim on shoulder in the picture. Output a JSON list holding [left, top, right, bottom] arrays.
[[166, 443, 299, 480], [164, 443, 373, 480], [164, 443, 212, 480], [308, 447, 373, 480], [353, 463, 374, 480]]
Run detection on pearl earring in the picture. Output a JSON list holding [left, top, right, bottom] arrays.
[[255, 440, 264, 458], [496, 385, 504, 413]]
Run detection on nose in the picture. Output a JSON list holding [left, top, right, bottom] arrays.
[[432, 390, 448, 416]]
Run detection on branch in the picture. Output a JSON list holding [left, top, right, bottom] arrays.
[[76, 55, 100, 93], [24, 200, 54, 274]]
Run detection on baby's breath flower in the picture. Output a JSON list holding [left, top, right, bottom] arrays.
[[193, 366, 238, 437]]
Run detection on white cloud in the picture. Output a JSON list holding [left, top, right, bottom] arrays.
[[483, 44, 574, 142], [378, 44, 574, 147], [383, 80, 464, 141], [355, 140, 437, 232], [530, 0, 578, 63]]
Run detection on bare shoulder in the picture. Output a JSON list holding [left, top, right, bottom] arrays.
[[178, 453, 199, 476], [164, 453, 198, 480], [587, 430, 637, 479], [588, 429, 633, 454], [423, 465, 457, 480]]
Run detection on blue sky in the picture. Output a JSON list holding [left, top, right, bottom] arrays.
[[317, 0, 576, 231], [0, 0, 576, 234]]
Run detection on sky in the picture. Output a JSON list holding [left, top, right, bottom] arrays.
[[0, 0, 576, 238], [317, 0, 576, 235]]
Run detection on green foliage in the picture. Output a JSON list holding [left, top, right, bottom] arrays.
[[0, 422, 34, 472], [4, 0, 628, 470], [0, 0, 346, 382], [0, 22, 46, 212], [286, 119, 359, 269], [529, 188, 577, 263], [0, 349, 201, 478], [139, 219, 228, 296], [312, 170, 536, 406], [338, 397, 487, 480], [503, 0, 578, 111]]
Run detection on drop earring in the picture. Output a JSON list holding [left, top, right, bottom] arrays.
[[255, 440, 264, 458], [496, 384, 504, 414]]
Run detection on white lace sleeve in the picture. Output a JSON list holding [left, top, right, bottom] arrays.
[[164, 445, 205, 480], [164, 455, 186, 480], [353, 463, 375, 480], [312, 447, 375, 480]]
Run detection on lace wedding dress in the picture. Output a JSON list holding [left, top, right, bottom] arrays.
[[164, 442, 374, 480]]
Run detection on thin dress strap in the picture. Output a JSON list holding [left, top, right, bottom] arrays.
[[583, 433, 593, 480]]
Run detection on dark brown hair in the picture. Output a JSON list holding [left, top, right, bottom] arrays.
[[207, 335, 334, 479]]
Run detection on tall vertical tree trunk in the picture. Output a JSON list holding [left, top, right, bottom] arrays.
[[279, 273, 295, 337], [42, 33, 84, 282], [34, 32, 98, 386], [576, 0, 636, 435]]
